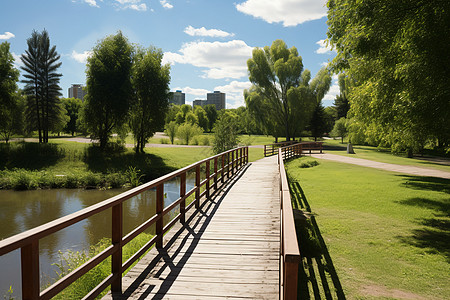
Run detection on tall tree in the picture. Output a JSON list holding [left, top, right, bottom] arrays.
[[327, 0, 450, 153], [83, 31, 133, 149], [245, 40, 327, 141], [308, 102, 327, 141], [130, 46, 170, 153], [0, 41, 21, 142], [21, 29, 63, 143], [333, 73, 350, 119], [193, 105, 209, 132]]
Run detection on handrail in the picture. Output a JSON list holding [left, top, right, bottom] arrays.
[[278, 144, 302, 300], [264, 140, 297, 157], [0, 146, 249, 300]]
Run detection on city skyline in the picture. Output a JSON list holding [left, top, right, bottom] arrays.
[[0, 0, 338, 108]]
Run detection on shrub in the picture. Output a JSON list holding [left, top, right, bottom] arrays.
[[159, 138, 169, 144], [176, 123, 202, 145]]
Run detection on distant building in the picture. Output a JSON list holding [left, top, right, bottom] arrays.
[[169, 90, 185, 105], [206, 91, 226, 110], [68, 84, 87, 101], [193, 99, 207, 107]]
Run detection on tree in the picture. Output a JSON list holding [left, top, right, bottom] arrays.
[[0, 41, 21, 142], [176, 123, 202, 145], [130, 46, 170, 153], [327, 0, 450, 153], [174, 104, 193, 124], [245, 40, 330, 141], [165, 104, 180, 124], [61, 97, 82, 136], [204, 104, 217, 132], [331, 117, 347, 143], [164, 121, 178, 144], [83, 31, 133, 149], [212, 111, 240, 154], [194, 105, 209, 132], [308, 102, 327, 141], [334, 73, 350, 119]]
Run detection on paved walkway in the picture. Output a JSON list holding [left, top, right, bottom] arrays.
[[103, 156, 280, 299], [311, 153, 450, 179]]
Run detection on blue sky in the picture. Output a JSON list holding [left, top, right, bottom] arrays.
[[0, 0, 338, 108]]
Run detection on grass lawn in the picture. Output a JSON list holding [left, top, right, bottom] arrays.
[[286, 156, 449, 299], [322, 139, 450, 173]]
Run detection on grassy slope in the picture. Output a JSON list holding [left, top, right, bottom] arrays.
[[286, 156, 449, 299]]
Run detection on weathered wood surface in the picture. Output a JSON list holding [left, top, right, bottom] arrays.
[[103, 155, 280, 299]]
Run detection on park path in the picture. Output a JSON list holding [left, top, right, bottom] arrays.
[[311, 153, 450, 179], [102, 155, 280, 299]]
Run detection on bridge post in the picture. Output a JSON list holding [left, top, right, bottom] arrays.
[[195, 165, 200, 209], [21, 241, 40, 300], [111, 202, 123, 294], [206, 160, 210, 199], [231, 150, 235, 175], [221, 154, 225, 184], [180, 173, 186, 224], [156, 184, 164, 248], [214, 157, 218, 190]]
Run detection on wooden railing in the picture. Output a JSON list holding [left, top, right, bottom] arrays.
[[0, 147, 248, 300], [264, 141, 298, 157], [299, 141, 323, 154], [278, 145, 302, 300]]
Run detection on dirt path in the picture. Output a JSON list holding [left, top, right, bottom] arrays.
[[311, 153, 450, 179]]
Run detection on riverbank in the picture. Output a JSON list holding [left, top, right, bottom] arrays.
[[0, 140, 264, 190]]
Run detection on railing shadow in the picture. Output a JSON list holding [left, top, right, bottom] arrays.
[[115, 164, 251, 299], [289, 180, 346, 300]]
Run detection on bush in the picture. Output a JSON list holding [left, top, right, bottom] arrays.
[[299, 160, 320, 168], [201, 136, 210, 146], [176, 123, 202, 145], [160, 138, 169, 144]]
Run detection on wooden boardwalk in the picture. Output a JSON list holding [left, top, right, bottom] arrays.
[[103, 155, 280, 299]]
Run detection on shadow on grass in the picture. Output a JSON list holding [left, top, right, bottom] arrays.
[[289, 180, 346, 300], [84, 145, 177, 182], [396, 175, 450, 262], [0, 142, 64, 170]]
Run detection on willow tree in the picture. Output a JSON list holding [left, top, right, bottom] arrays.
[[83, 31, 133, 149], [21, 29, 63, 143], [327, 0, 450, 153], [130, 46, 170, 153], [245, 40, 330, 141]]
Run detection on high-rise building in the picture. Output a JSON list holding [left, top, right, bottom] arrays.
[[169, 90, 185, 105], [193, 99, 207, 107], [206, 91, 226, 110], [68, 84, 87, 101]]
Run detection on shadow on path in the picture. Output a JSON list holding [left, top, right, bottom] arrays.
[[289, 180, 346, 300]]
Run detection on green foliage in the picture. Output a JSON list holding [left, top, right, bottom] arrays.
[[245, 40, 331, 141], [308, 102, 327, 141], [21, 30, 64, 143], [212, 111, 240, 154], [193, 105, 209, 132], [164, 121, 178, 144], [0, 91, 24, 143], [125, 166, 144, 187], [83, 31, 133, 149], [130, 46, 170, 153], [176, 123, 202, 145], [331, 117, 348, 143], [327, 0, 450, 153], [61, 97, 82, 136], [203, 104, 217, 132]]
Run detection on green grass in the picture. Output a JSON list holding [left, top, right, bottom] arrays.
[[285, 156, 449, 299], [323, 142, 450, 172]]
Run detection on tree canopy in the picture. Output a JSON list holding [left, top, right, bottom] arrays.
[[327, 0, 450, 152], [83, 31, 133, 149], [245, 40, 331, 141]]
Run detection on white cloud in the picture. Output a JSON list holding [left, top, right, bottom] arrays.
[[160, 0, 173, 9], [114, 0, 147, 11], [163, 40, 253, 79], [129, 3, 147, 11], [12, 52, 23, 69], [184, 26, 234, 38], [0, 32, 15, 40], [315, 39, 335, 54], [236, 0, 327, 27], [84, 0, 99, 7], [174, 87, 210, 97], [323, 74, 339, 102], [71, 50, 92, 63], [214, 81, 252, 108]]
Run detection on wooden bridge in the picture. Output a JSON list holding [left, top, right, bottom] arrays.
[[0, 144, 305, 300]]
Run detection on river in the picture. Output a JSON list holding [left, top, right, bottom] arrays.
[[0, 174, 196, 298]]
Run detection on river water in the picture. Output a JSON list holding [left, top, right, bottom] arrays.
[[0, 174, 196, 298]]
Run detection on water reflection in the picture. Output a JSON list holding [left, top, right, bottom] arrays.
[[0, 173, 196, 298]]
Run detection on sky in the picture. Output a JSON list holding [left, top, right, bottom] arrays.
[[0, 0, 338, 109]]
